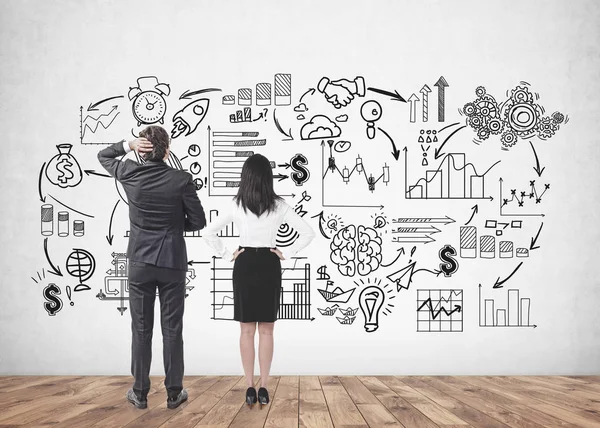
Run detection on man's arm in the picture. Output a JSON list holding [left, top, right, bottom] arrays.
[[183, 177, 207, 231], [97, 138, 153, 179]]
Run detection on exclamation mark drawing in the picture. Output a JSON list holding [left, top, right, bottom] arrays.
[[66, 285, 74, 306]]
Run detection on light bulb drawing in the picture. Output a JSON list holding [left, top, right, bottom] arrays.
[[356, 278, 396, 333], [359, 286, 384, 332]]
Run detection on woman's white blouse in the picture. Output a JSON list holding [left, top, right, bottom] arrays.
[[202, 198, 315, 261]]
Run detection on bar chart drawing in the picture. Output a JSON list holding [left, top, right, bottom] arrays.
[[405, 150, 499, 200], [210, 257, 313, 321], [459, 226, 529, 259], [208, 129, 267, 196], [416, 289, 463, 332], [125, 209, 238, 238], [479, 285, 536, 328]]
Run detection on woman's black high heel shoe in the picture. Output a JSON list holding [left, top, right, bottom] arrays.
[[245, 387, 257, 408], [257, 387, 269, 408]]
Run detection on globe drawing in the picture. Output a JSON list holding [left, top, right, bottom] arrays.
[[66, 248, 95, 291]]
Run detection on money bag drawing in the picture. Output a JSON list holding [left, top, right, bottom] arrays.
[[45, 144, 83, 188]]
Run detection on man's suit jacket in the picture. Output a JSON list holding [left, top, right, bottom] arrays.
[[98, 141, 206, 270]]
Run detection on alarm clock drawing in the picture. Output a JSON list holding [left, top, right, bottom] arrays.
[[128, 76, 171, 126]]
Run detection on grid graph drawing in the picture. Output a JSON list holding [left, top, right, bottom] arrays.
[[416, 289, 463, 332]]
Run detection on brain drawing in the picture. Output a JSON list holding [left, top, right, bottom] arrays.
[[330, 225, 383, 277]]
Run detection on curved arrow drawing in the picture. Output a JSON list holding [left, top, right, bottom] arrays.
[[44, 238, 62, 276]]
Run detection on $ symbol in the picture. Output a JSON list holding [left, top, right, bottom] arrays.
[[316, 265, 330, 280], [43, 283, 63, 316], [438, 244, 459, 277], [290, 153, 310, 186], [56, 158, 74, 184]]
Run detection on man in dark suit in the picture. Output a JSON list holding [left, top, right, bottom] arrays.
[[98, 125, 206, 409]]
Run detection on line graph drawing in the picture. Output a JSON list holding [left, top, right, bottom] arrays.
[[417, 289, 463, 332], [79, 105, 121, 144], [321, 140, 389, 208], [499, 177, 549, 217], [210, 257, 313, 321], [479, 285, 536, 328], [405, 149, 499, 200]]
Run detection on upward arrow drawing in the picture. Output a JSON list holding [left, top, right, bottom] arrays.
[[434, 76, 449, 122], [408, 94, 419, 123], [420, 85, 431, 122]]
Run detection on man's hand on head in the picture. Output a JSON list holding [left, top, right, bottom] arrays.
[[129, 138, 153, 155]]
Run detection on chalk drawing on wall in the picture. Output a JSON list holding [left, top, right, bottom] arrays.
[[356, 278, 395, 333], [315, 265, 355, 304], [330, 225, 383, 277], [417, 289, 463, 332], [479, 284, 536, 328], [211, 257, 313, 321], [128, 76, 170, 126]]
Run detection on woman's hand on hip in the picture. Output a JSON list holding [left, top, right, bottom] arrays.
[[270, 248, 285, 260], [231, 248, 245, 262]]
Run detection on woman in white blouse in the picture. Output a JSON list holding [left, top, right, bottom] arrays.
[[202, 154, 315, 408]]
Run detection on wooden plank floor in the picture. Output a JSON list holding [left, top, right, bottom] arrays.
[[0, 376, 598, 427]]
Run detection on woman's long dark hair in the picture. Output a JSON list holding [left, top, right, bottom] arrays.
[[234, 154, 281, 216]]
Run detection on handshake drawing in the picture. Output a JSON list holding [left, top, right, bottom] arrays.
[[317, 76, 366, 109]]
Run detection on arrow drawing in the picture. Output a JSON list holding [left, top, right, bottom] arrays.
[[187, 260, 211, 266], [299, 88, 315, 103], [180, 88, 221, 99], [465, 205, 478, 225], [310, 211, 331, 239], [106, 200, 120, 245], [493, 262, 524, 289], [391, 226, 441, 235], [529, 141, 546, 177], [391, 235, 436, 244], [391, 216, 455, 225], [417, 298, 462, 320], [381, 247, 405, 267], [366, 87, 406, 102], [44, 238, 62, 276], [378, 127, 400, 160], [273, 109, 293, 141], [434, 125, 467, 159], [47, 194, 94, 218], [530, 222, 544, 250], [84, 169, 111, 178], [434, 76, 449, 122], [420, 84, 431, 122], [273, 173, 288, 182], [87, 95, 124, 112], [408, 93, 419, 123], [38, 162, 46, 202]]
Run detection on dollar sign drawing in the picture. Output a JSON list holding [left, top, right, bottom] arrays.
[[317, 265, 330, 280], [56, 158, 74, 184], [43, 283, 63, 316], [438, 244, 459, 277], [290, 153, 310, 186]]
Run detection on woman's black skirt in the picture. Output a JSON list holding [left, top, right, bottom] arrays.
[[232, 247, 282, 322]]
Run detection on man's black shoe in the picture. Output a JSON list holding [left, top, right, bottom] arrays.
[[126, 389, 148, 409], [167, 389, 188, 409]]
